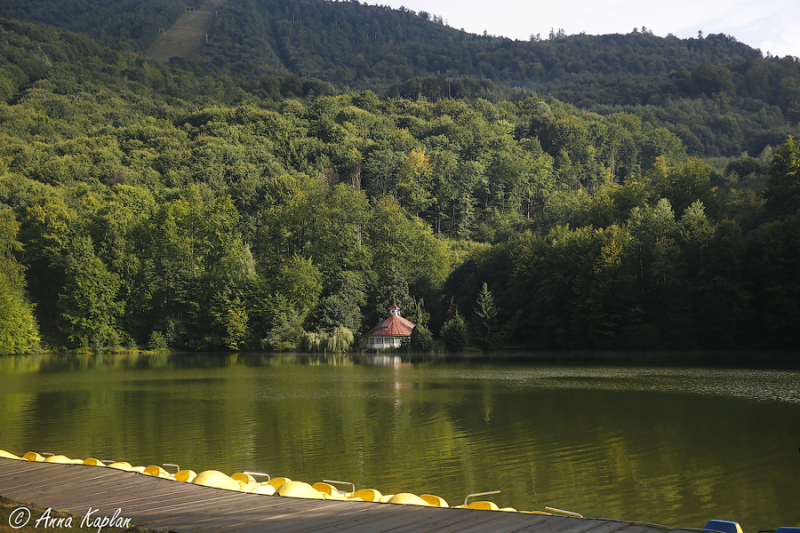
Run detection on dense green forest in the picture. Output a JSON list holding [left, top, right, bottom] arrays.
[[4, 0, 800, 162], [0, 9, 798, 354], [6, 0, 799, 164], [3, 0, 762, 82], [0, 0, 204, 52]]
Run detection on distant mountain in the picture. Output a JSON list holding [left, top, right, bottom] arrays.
[[1, 0, 798, 158], [191, 0, 761, 87], [2, 0, 761, 85]]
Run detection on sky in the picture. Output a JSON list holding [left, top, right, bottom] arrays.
[[366, 0, 800, 59]]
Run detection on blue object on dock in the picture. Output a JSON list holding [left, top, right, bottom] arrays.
[[775, 528, 800, 533], [703, 520, 744, 533]]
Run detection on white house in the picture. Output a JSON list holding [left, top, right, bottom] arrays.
[[361, 302, 416, 350]]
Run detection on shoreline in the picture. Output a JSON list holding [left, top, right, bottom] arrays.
[[2, 349, 799, 369]]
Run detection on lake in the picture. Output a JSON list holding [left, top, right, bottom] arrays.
[[0, 352, 798, 531]]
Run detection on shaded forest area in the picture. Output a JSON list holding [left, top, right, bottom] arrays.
[[0, 11, 798, 354]]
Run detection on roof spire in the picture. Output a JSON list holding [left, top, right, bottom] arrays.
[[389, 298, 400, 316]]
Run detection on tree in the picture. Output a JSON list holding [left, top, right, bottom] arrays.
[[0, 210, 39, 354], [473, 282, 500, 349], [764, 136, 800, 219], [58, 236, 122, 349], [275, 255, 323, 314], [149, 185, 255, 349], [440, 313, 467, 351], [654, 157, 715, 217], [409, 324, 435, 351], [397, 148, 434, 216], [20, 197, 73, 335], [221, 297, 249, 351], [313, 271, 368, 333], [627, 199, 680, 342], [323, 325, 354, 353]]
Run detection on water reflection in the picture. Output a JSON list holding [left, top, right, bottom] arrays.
[[0, 352, 798, 532]]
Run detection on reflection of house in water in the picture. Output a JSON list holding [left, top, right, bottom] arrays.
[[365, 355, 405, 366], [360, 302, 415, 350]]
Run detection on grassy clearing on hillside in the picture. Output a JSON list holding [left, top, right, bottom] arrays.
[[145, 0, 226, 62]]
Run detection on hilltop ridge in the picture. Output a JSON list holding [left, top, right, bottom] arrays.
[[3, 0, 762, 85]]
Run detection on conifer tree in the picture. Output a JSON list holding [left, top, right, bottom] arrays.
[[473, 282, 500, 350]]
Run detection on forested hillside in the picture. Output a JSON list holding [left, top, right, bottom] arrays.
[[0, 0, 203, 52], [5, 0, 800, 160], [0, 15, 798, 354], [4, 0, 762, 84]]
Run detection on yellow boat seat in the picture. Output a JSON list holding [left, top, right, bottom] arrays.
[[193, 470, 241, 491], [232, 473, 257, 485], [386, 493, 431, 506], [144, 465, 171, 478], [277, 481, 324, 499], [174, 470, 197, 483], [466, 501, 500, 511], [0, 450, 20, 460], [250, 484, 277, 496], [312, 482, 341, 496], [500, 507, 517, 512], [353, 488, 382, 502], [237, 483, 259, 493], [107, 462, 134, 471], [379, 494, 395, 502], [83, 458, 106, 466], [267, 477, 292, 490], [44, 455, 73, 464], [420, 494, 449, 507], [23, 452, 45, 462], [131, 466, 146, 473]]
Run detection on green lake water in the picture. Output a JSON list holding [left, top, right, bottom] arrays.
[[0, 353, 798, 531]]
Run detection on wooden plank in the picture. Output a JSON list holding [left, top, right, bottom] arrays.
[[536, 518, 639, 533], [150, 506, 319, 533], [389, 508, 552, 533], [24, 473, 167, 499], [416, 509, 552, 533], [613, 526, 675, 533], [0, 460, 45, 475], [182, 499, 405, 533], [307, 505, 484, 533], [119, 490, 241, 513], [380, 509, 505, 533], [132, 495, 262, 525], [1, 464, 95, 491], [0, 459, 684, 533], [417, 508, 524, 533], [43, 484, 220, 514], [138, 497, 281, 523], [135, 495, 328, 529], [2, 466, 136, 499], [13, 476, 181, 508], [513, 516, 628, 533], [265, 502, 422, 533]]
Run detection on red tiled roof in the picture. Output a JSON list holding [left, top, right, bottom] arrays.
[[363, 314, 416, 337]]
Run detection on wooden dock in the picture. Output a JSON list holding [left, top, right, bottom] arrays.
[[0, 458, 690, 532]]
